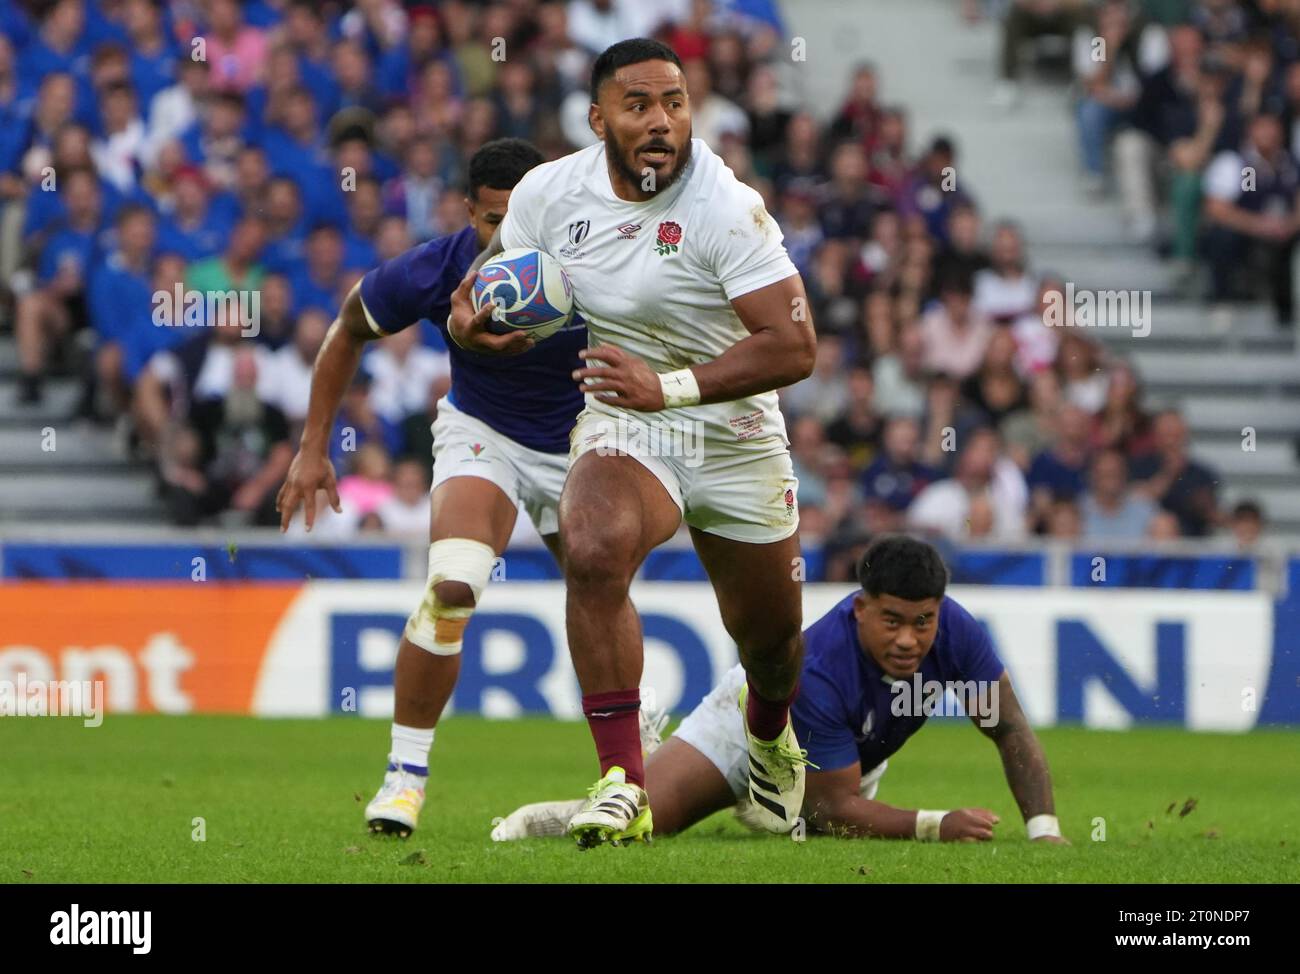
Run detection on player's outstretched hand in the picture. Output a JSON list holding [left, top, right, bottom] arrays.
[[447, 270, 535, 355], [573, 345, 666, 410], [276, 449, 342, 533], [940, 808, 1000, 842]]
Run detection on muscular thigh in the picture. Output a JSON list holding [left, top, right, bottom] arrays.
[[558, 451, 681, 564], [644, 737, 736, 836], [429, 475, 518, 553], [689, 528, 803, 645]]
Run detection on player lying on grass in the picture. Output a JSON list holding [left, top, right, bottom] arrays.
[[276, 139, 588, 838], [492, 535, 1069, 845]]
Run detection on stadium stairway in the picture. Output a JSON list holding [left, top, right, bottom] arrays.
[[796, 0, 1300, 543], [0, 334, 159, 524]]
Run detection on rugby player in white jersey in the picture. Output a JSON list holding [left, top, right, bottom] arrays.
[[448, 39, 818, 847]]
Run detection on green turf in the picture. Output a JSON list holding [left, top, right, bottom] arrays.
[[1, 715, 1297, 883]]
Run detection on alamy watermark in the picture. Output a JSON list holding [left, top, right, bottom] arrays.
[[589, 415, 706, 468], [50, 904, 150, 953], [0, 675, 104, 727], [1044, 283, 1151, 338], [889, 674, 999, 728], [152, 284, 261, 338]]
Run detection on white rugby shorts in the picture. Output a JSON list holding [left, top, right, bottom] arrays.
[[430, 396, 568, 536], [568, 407, 799, 544]]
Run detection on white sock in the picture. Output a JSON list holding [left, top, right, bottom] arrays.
[[390, 723, 434, 775]]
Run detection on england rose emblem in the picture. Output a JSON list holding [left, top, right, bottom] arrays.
[[655, 221, 682, 256]]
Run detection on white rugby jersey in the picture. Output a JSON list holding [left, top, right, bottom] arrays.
[[500, 138, 800, 453]]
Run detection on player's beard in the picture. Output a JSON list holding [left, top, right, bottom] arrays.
[[606, 127, 693, 196]]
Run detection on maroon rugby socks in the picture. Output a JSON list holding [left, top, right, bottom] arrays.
[[746, 677, 799, 742], [582, 688, 644, 787]]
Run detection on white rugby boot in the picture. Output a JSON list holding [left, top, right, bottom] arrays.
[[364, 758, 427, 838], [491, 799, 586, 841], [566, 767, 653, 849], [738, 683, 811, 833]]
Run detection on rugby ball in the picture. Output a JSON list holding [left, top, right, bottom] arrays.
[[472, 248, 574, 340]]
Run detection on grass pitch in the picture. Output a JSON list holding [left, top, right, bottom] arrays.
[[1, 715, 1297, 883]]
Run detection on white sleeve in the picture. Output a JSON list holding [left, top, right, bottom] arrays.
[[1203, 152, 1243, 203], [1072, 27, 1099, 80], [498, 166, 546, 252], [147, 350, 181, 384], [906, 482, 963, 539], [700, 177, 798, 301]]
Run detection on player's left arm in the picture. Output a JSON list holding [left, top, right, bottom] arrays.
[[575, 272, 816, 409], [695, 274, 817, 402], [974, 671, 1069, 845]]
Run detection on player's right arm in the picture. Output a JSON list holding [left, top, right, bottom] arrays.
[[445, 225, 533, 355], [803, 764, 1000, 842], [275, 282, 372, 531]]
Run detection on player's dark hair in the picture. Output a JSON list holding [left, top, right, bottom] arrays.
[[857, 535, 949, 602], [467, 138, 544, 200], [590, 37, 684, 101]]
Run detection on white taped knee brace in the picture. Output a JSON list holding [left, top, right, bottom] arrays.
[[405, 538, 496, 655]]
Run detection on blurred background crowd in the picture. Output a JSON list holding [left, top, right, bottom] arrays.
[[994, 0, 1300, 322], [0, 0, 1277, 578]]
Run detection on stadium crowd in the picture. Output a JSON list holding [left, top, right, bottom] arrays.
[[994, 0, 1300, 323], [0, 0, 1264, 580]]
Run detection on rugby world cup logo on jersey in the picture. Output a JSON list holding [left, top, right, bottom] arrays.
[[655, 221, 682, 256], [560, 219, 591, 259]]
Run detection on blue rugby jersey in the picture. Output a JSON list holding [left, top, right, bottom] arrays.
[[359, 225, 586, 454], [792, 594, 1006, 772]]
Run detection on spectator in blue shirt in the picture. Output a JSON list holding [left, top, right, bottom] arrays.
[[260, 175, 307, 273], [15, 166, 103, 404], [898, 135, 973, 245], [124, 0, 179, 109], [86, 202, 156, 422], [16, 0, 89, 100], [288, 223, 347, 317], [1080, 449, 1156, 540], [1026, 403, 1093, 531], [11, 74, 78, 220], [1130, 410, 1221, 538], [260, 85, 347, 227], [341, 174, 382, 271], [862, 416, 943, 525], [154, 164, 232, 261]]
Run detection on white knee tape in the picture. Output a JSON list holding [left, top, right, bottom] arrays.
[[405, 538, 496, 655]]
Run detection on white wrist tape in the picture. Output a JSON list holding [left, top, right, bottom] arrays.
[[658, 368, 700, 408], [1026, 814, 1061, 840], [445, 313, 468, 350], [915, 809, 947, 842], [405, 538, 496, 655]]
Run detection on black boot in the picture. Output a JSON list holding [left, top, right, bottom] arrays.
[[17, 373, 42, 405]]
